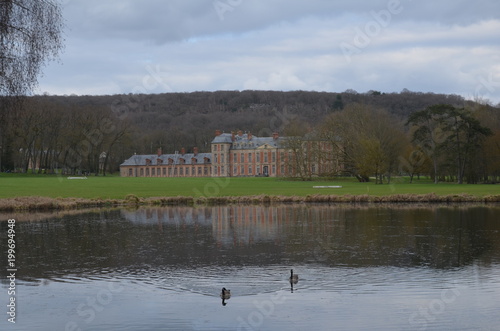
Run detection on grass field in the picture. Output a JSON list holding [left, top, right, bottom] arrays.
[[1, 174, 499, 200]]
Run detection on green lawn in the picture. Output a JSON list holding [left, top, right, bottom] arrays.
[[0, 174, 499, 199]]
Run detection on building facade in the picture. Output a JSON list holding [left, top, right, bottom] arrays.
[[211, 130, 288, 177], [120, 130, 335, 178], [120, 147, 211, 178]]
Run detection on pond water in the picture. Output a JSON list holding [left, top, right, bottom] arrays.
[[1, 204, 500, 330]]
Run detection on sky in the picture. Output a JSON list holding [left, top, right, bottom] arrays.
[[37, 0, 500, 104]]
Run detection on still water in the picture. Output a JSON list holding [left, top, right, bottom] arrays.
[[1, 204, 500, 330]]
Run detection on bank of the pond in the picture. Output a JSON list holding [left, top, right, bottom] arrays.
[[1, 193, 500, 212]]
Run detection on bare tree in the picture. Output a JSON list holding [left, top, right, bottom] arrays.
[[0, 0, 64, 96], [0, 0, 64, 171]]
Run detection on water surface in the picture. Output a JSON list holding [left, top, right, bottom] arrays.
[[1, 204, 500, 330]]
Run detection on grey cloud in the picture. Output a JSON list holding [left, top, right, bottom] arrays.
[[64, 0, 500, 44]]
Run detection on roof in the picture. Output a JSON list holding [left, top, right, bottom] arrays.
[[121, 152, 211, 166], [211, 133, 288, 149]]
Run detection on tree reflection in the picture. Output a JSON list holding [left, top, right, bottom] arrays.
[[1, 204, 499, 284]]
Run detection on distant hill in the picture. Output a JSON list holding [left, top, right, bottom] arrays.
[[36, 90, 483, 155]]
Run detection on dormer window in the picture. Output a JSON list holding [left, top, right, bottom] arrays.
[[145, 159, 152, 166], [157, 158, 163, 165], [168, 158, 174, 164], [192, 158, 197, 164], [180, 158, 185, 164]]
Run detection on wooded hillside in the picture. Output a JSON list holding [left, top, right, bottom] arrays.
[[1, 89, 498, 182], [37, 89, 470, 152]]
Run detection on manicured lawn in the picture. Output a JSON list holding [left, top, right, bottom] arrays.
[[0, 174, 499, 199]]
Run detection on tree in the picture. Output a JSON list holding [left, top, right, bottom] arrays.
[[399, 145, 431, 183], [320, 103, 407, 183], [407, 104, 492, 184], [406, 105, 450, 183], [0, 0, 64, 171], [282, 116, 336, 180], [0, 0, 64, 96], [440, 107, 492, 184]]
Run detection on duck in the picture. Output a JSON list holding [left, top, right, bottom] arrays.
[[289, 269, 299, 284], [220, 287, 231, 299]]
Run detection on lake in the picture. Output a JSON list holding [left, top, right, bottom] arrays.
[[1, 204, 500, 330]]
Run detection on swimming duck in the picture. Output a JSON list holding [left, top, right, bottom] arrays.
[[220, 287, 231, 299], [289, 269, 299, 284]]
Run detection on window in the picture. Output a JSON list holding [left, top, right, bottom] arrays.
[[180, 168, 184, 175], [249, 165, 252, 174], [169, 168, 173, 176], [192, 167, 195, 176], [163, 168, 166, 176], [198, 167, 202, 175], [264, 153, 268, 163], [241, 165, 244, 174], [140, 168, 144, 176], [151, 168, 155, 176], [174, 168, 178, 176], [204, 167, 208, 175], [146, 168, 150, 176], [257, 153, 260, 162], [249, 153, 252, 162], [233, 153, 236, 162], [272, 165, 276, 174], [240, 153, 244, 163], [128, 168, 133, 176], [272, 152, 276, 162]]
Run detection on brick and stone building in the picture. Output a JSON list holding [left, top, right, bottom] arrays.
[[120, 147, 211, 178], [120, 130, 335, 178]]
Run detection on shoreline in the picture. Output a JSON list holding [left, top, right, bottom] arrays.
[[1, 193, 500, 212]]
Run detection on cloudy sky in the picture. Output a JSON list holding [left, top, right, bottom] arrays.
[[37, 0, 500, 104]]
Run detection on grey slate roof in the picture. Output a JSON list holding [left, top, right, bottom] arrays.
[[121, 152, 211, 166], [211, 133, 288, 149]]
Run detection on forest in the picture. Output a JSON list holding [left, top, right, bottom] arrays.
[[0, 89, 499, 183]]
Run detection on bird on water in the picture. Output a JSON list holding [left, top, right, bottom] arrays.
[[220, 287, 231, 306]]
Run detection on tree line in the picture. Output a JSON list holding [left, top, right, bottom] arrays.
[[0, 90, 499, 182], [287, 102, 499, 183]]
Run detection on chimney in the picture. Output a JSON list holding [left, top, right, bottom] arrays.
[[181, 147, 186, 155], [157, 148, 162, 157], [193, 147, 199, 156], [247, 131, 252, 140], [215, 130, 222, 137], [273, 132, 279, 140], [231, 131, 236, 141]]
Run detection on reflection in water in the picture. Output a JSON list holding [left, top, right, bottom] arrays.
[[1, 204, 500, 330], [2, 204, 499, 283]]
